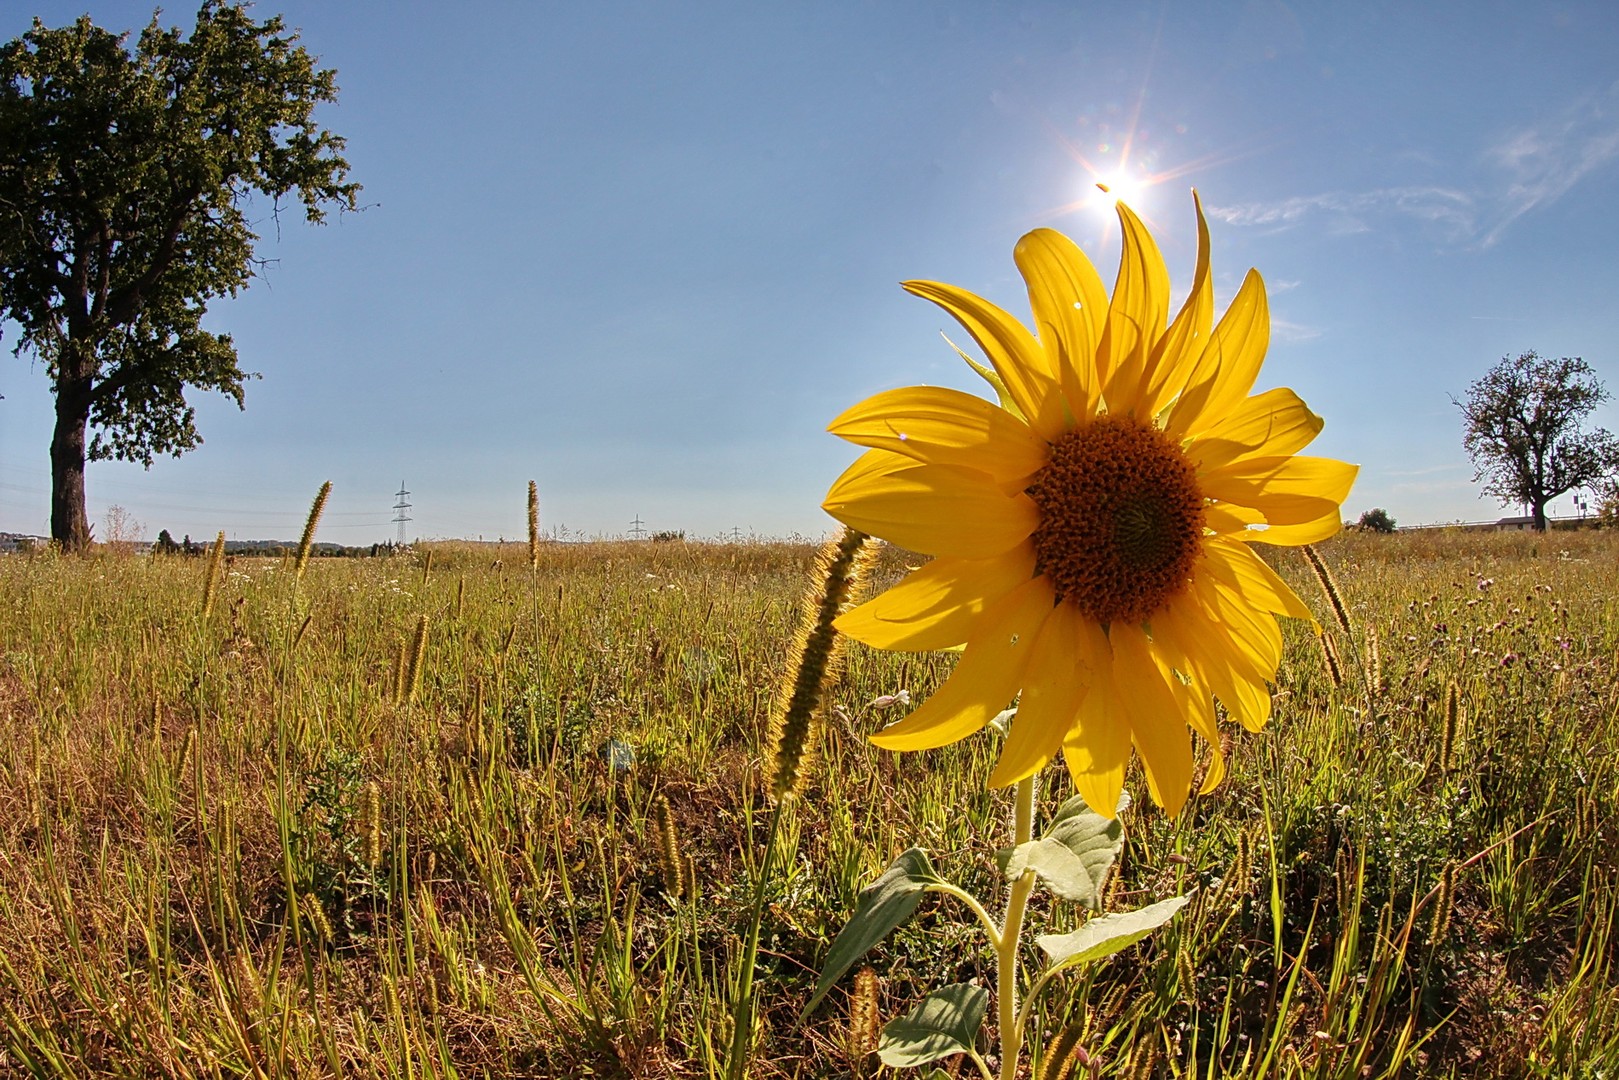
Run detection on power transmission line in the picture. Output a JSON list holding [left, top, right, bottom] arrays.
[[392, 482, 412, 546]]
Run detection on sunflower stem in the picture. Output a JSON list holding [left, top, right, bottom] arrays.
[[997, 774, 1038, 1080]]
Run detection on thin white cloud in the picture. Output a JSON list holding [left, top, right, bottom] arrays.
[[1205, 187, 1476, 241], [1384, 463, 1468, 478], [1206, 85, 1619, 249], [1477, 84, 1619, 246], [1269, 318, 1321, 344]]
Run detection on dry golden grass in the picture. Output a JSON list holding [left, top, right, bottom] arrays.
[[0, 528, 1615, 1077]]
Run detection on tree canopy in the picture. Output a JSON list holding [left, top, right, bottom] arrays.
[[1356, 508, 1396, 533], [1455, 351, 1618, 532], [0, 1, 359, 549]]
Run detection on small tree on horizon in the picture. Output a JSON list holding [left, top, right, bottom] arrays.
[[0, 3, 359, 551], [1357, 507, 1397, 533], [1455, 351, 1619, 532]]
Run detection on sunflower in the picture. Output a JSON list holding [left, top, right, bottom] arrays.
[[822, 194, 1356, 817]]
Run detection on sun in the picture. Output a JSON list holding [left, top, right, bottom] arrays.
[[1090, 171, 1149, 212]]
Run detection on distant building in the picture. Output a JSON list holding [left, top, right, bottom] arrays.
[[0, 533, 46, 552]]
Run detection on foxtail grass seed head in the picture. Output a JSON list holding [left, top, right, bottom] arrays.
[[1176, 947, 1197, 1003], [231, 952, 264, 1018], [1364, 624, 1383, 694], [849, 966, 880, 1066], [423, 970, 441, 1017], [422, 548, 434, 585], [1320, 630, 1344, 688], [363, 781, 383, 870], [1097, 982, 1130, 1030], [175, 727, 195, 786], [527, 481, 540, 570], [766, 527, 873, 801], [1103, 862, 1124, 910], [405, 614, 430, 704], [392, 640, 408, 705], [653, 795, 684, 900], [1303, 544, 1353, 637], [1430, 861, 1457, 943], [1042, 1022, 1090, 1080], [1376, 901, 1395, 947], [302, 894, 335, 943], [1234, 828, 1252, 887], [201, 530, 226, 618], [295, 481, 333, 581], [1126, 1041, 1160, 1080], [1440, 680, 1461, 773]]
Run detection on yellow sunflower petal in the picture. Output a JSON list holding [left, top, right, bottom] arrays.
[[834, 545, 1038, 652], [1202, 537, 1317, 624], [1206, 502, 1265, 536], [1200, 456, 1359, 527], [902, 280, 1066, 438], [1198, 572, 1284, 674], [1241, 508, 1346, 546], [1187, 387, 1324, 473], [869, 577, 1055, 751], [1167, 668, 1225, 794], [1013, 228, 1107, 419], [1099, 202, 1171, 415], [1062, 619, 1132, 817], [1141, 192, 1214, 417], [987, 601, 1093, 788], [1111, 625, 1194, 816], [823, 453, 1039, 559], [1166, 269, 1269, 440], [828, 385, 1049, 487], [1154, 595, 1274, 733]]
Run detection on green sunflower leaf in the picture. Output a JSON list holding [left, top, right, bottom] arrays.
[[877, 983, 989, 1067], [802, 848, 945, 1016], [995, 792, 1127, 909], [1036, 896, 1189, 970]]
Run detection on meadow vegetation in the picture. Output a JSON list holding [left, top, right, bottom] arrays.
[[1, 528, 1616, 1078]]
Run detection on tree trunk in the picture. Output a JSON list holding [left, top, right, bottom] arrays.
[[50, 386, 92, 551], [1531, 497, 1548, 533]]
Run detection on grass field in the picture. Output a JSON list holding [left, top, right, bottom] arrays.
[[1, 528, 1616, 1078]]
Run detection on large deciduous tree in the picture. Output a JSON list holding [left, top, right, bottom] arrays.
[[0, 2, 358, 550], [1455, 350, 1618, 532]]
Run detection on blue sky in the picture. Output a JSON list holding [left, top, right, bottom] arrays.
[[3, 1, 1617, 542]]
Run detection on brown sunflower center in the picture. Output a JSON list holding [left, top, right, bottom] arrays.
[[1027, 414, 1205, 626]]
